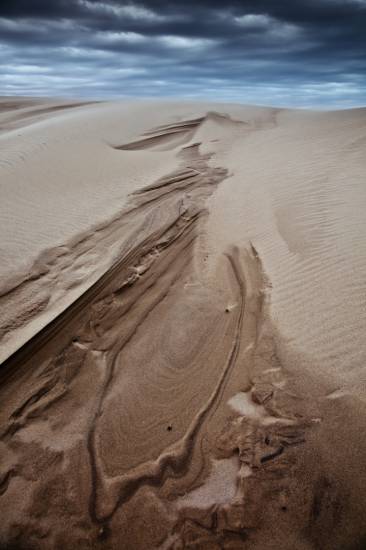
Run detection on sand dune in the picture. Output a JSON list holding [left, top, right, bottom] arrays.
[[0, 99, 365, 549], [0, 97, 98, 134]]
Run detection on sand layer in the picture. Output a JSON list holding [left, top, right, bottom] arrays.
[[0, 98, 366, 549]]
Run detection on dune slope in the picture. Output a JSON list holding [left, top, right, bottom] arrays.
[[0, 99, 366, 549]]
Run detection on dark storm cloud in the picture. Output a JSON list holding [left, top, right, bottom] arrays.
[[0, 0, 365, 107]]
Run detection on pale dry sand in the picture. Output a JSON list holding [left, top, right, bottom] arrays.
[[0, 97, 365, 549]]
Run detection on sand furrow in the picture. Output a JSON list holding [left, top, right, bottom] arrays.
[[92, 246, 248, 526]]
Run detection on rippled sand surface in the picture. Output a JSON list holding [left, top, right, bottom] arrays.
[[0, 98, 365, 549]]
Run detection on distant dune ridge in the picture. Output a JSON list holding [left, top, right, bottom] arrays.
[[0, 97, 365, 549]]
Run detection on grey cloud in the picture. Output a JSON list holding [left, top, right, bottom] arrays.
[[0, 1, 365, 107]]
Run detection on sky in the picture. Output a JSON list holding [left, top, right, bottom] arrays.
[[0, 0, 365, 108]]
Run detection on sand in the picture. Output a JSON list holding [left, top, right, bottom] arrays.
[[0, 97, 365, 549]]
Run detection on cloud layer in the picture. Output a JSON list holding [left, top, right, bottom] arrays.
[[1, 0, 365, 107]]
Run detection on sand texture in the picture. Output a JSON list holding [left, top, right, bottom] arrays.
[[0, 98, 366, 549]]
